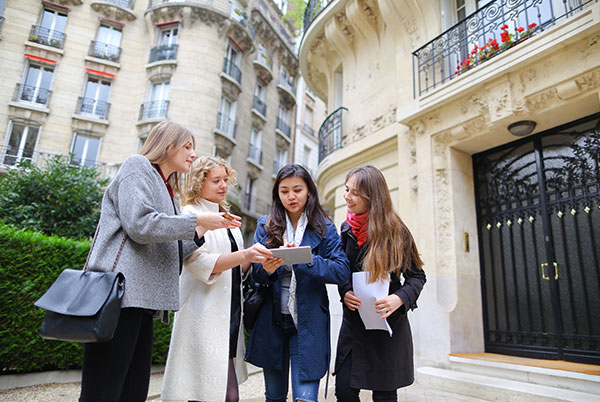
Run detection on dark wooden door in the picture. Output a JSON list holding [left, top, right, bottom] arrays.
[[473, 113, 600, 364]]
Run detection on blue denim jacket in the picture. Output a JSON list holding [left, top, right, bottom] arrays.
[[245, 216, 350, 381]]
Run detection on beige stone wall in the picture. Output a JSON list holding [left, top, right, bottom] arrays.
[[302, 0, 600, 368], [0, 0, 299, 235]]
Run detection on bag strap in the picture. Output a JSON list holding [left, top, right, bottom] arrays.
[[83, 223, 127, 273]]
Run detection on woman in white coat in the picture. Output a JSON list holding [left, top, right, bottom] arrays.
[[162, 156, 275, 402]]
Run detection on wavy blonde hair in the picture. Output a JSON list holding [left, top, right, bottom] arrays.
[[347, 165, 424, 283], [139, 120, 195, 195], [182, 156, 238, 210]]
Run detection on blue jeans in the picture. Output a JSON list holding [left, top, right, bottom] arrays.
[[263, 315, 320, 402]]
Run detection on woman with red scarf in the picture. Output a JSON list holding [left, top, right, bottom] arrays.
[[334, 165, 426, 402]]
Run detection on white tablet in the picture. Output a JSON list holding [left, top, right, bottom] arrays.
[[270, 246, 313, 265]]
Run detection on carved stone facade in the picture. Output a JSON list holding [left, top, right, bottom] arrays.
[[0, 0, 298, 243], [300, 0, 600, 380]]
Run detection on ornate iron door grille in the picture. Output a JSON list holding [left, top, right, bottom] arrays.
[[473, 113, 600, 365]]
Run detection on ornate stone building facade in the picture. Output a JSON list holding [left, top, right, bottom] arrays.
[[302, 0, 600, 397], [0, 0, 298, 241]]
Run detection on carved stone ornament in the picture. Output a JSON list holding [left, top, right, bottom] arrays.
[[525, 87, 559, 113], [214, 133, 235, 157], [227, 21, 255, 53], [90, 1, 136, 22]]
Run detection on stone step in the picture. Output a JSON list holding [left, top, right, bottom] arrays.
[[417, 366, 600, 402], [449, 354, 600, 394]]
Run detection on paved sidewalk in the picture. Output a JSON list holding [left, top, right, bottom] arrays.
[[0, 368, 489, 401]]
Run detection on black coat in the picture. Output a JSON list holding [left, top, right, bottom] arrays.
[[334, 221, 426, 391]]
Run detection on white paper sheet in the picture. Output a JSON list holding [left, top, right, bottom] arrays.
[[352, 272, 393, 336]]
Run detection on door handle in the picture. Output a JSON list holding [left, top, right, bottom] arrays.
[[541, 263, 549, 280], [541, 262, 558, 280]]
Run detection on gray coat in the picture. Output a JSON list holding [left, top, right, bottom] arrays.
[[87, 154, 198, 311]]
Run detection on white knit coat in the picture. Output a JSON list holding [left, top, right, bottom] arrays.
[[161, 199, 248, 401]]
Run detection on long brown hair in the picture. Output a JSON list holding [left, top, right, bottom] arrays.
[[182, 156, 237, 210], [347, 165, 423, 282], [265, 164, 329, 247], [139, 120, 195, 196]]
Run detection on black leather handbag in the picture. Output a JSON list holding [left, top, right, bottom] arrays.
[[34, 234, 126, 343], [242, 268, 269, 331]]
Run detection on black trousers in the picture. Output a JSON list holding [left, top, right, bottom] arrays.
[[79, 308, 154, 402], [335, 352, 397, 402]]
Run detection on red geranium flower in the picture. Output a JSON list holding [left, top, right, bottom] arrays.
[[517, 27, 524, 33], [501, 31, 510, 42], [501, 24, 508, 30], [529, 23, 537, 29]]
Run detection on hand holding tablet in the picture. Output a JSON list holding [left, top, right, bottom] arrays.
[[270, 246, 313, 265]]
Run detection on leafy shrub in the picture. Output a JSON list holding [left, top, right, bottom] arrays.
[[0, 156, 108, 240], [0, 224, 173, 374]]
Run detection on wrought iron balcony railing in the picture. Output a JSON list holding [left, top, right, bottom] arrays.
[[106, 0, 135, 9], [412, 0, 598, 97], [89, 41, 122, 63], [13, 83, 52, 107], [149, 44, 178, 63], [276, 117, 291, 138], [318, 106, 347, 162], [76, 97, 111, 119], [247, 144, 263, 165], [28, 25, 66, 49], [255, 48, 273, 70], [278, 77, 295, 94], [217, 112, 237, 139], [223, 57, 242, 83], [252, 96, 267, 117], [139, 99, 169, 120], [303, 0, 333, 32]]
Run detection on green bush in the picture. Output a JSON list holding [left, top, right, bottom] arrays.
[[0, 156, 108, 240], [0, 224, 173, 374]]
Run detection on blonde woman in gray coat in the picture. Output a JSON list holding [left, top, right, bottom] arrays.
[[79, 121, 241, 402]]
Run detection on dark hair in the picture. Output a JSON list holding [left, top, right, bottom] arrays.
[[265, 164, 329, 247], [346, 165, 423, 282]]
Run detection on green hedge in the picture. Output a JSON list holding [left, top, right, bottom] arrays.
[[0, 224, 173, 374]]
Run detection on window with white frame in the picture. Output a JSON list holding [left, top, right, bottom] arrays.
[[158, 25, 178, 46], [304, 105, 314, 134], [71, 133, 100, 167], [273, 146, 288, 174], [141, 79, 170, 119], [218, 96, 237, 138], [226, 41, 241, 67], [277, 105, 290, 135], [20, 63, 53, 105], [279, 66, 293, 90], [253, 83, 266, 116], [248, 127, 262, 164], [92, 23, 122, 61], [80, 76, 111, 118], [2, 122, 40, 166], [40, 7, 67, 34], [302, 145, 311, 168], [244, 176, 256, 211]]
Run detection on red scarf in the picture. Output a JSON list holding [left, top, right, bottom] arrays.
[[346, 212, 368, 248]]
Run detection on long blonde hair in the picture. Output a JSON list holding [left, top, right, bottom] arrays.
[[347, 166, 423, 282], [140, 120, 195, 195], [182, 156, 238, 210]]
